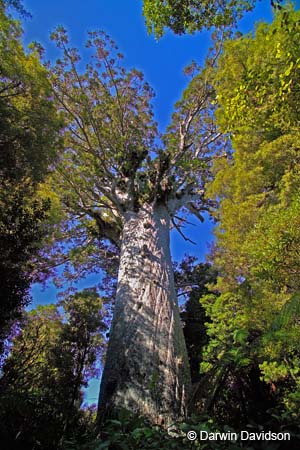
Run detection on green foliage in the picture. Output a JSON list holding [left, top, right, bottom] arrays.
[[0, 290, 106, 449], [201, 6, 300, 424], [142, 0, 257, 38], [0, 3, 62, 183], [0, 180, 50, 359], [91, 410, 244, 450], [214, 6, 300, 136], [80, 411, 300, 450], [0, 1, 62, 358]]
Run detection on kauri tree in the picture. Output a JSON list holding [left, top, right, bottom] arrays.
[[48, 29, 224, 423]]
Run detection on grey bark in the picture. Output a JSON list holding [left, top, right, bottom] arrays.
[[98, 203, 191, 424]]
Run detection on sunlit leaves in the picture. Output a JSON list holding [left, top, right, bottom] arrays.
[[214, 7, 300, 135], [143, 0, 257, 38], [201, 7, 300, 421]]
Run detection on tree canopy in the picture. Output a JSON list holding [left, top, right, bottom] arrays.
[[46, 27, 223, 263], [143, 0, 256, 37]]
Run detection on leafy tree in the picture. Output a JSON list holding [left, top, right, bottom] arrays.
[[174, 256, 217, 383], [142, 0, 284, 38], [0, 289, 106, 450], [0, 0, 62, 359], [201, 6, 300, 423], [0, 182, 50, 362], [57, 289, 107, 446], [47, 28, 224, 423]]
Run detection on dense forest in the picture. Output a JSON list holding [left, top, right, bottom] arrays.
[[1, 0, 300, 448]]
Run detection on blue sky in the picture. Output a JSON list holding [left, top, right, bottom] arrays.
[[21, 0, 278, 403]]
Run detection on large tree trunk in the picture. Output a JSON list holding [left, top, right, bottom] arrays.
[[98, 203, 191, 424]]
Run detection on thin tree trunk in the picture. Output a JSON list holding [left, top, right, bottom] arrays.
[[98, 203, 191, 424], [59, 344, 88, 448]]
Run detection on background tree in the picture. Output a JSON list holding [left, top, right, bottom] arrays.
[[0, 289, 106, 450], [200, 6, 300, 424], [47, 28, 224, 423], [0, 0, 62, 360], [174, 256, 217, 383], [142, 0, 284, 38]]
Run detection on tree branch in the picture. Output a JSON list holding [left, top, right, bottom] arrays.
[[171, 217, 197, 245]]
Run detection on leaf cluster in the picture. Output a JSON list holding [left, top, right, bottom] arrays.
[[143, 0, 257, 38]]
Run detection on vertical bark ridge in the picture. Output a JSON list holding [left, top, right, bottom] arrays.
[[98, 203, 191, 424]]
